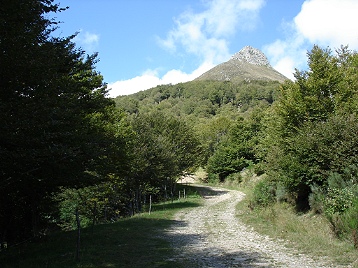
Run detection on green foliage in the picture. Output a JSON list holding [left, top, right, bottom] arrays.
[[207, 146, 248, 181], [326, 198, 358, 243], [324, 188, 355, 217], [114, 80, 280, 121], [198, 116, 233, 162], [130, 111, 201, 180], [252, 179, 276, 207], [262, 45, 358, 210], [54, 178, 128, 231], [121, 110, 202, 214], [251, 46, 358, 247], [207, 173, 220, 184], [226, 172, 242, 184], [275, 46, 341, 134], [206, 109, 264, 181], [307, 165, 358, 246], [0, 187, 202, 268], [321, 166, 358, 242], [308, 184, 325, 214], [55, 188, 96, 231], [0, 0, 131, 243], [114, 77, 280, 190], [265, 114, 358, 210]]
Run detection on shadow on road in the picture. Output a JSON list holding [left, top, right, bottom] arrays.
[[163, 226, 275, 267], [191, 184, 229, 198]]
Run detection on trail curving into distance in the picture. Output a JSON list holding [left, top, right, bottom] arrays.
[[163, 184, 349, 267]]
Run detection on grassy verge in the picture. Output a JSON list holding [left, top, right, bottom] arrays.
[[198, 168, 358, 267], [0, 184, 202, 268], [236, 185, 358, 267]]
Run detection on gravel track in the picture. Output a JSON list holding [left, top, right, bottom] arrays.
[[163, 184, 349, 267]]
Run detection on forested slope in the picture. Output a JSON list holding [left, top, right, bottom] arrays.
[[114, 80, 280, 120], [114, 80, 281, 175], [115, 46, 358, 249]]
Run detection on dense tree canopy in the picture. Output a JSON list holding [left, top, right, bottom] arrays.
[[114, 72, 282, 185], [259, 46, 358, 210], [0, 0, 130, 242], [114, 80, 280, 122], [128, 111, 201, 204]]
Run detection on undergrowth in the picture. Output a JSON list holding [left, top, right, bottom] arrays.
[[237, 184, 358, 267], [203, 167, 358, 267]]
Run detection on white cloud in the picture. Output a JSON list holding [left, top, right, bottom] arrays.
[[158, 0, 265, 64], [295, 0, 358, 48], [74, 30, 100, 53], [265, 0, 358, 80], [108, 0, 265, 97], [107, 61, 215, 97], [264, 34, 307, 80]]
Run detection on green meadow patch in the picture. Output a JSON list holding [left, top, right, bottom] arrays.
[[0, 185, 202, 268]]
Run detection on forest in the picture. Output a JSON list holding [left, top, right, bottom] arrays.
[[1, 0, 358, 251]]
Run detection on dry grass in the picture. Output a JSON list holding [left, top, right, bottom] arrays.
[[237, 189, 358, 267], [201, 168, 358, 267]]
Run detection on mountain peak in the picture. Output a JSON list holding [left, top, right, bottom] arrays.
[[194, 45, 287, 83], [231, 46, 271, 67]]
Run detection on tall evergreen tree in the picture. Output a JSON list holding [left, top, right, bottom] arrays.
[[0, 0, 128, 243]]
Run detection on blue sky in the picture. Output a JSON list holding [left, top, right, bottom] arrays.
[[54, 0, 358, 97]]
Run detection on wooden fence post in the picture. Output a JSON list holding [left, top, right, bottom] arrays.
[[149, 195, 152, 215]]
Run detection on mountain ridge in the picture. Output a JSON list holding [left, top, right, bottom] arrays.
[[195, 46, 288, 83]]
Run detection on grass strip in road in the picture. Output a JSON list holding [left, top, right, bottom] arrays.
[[0, 185, 202, 268]]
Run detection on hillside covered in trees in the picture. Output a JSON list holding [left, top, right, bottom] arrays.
[[1, 0, 358, 254], [115, 45, 358, 248], [0, 0, 201, 245]]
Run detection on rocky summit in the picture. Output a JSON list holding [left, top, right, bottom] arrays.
[[231, 46, 271, 67], [195, 46, 288, 83]]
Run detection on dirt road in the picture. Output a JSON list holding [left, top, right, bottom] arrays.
[[164, 185, 348, 267]]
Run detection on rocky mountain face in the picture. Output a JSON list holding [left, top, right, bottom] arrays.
[[195, 46, 288, 83], [231, 46, 270, 66]]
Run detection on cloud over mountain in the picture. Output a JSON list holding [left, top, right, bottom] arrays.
[[264, 0, 358, 80], [108, 0, 265, 97], [158, 0, 265, 64]]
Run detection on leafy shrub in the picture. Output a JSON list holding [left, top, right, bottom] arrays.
[[324, 187, 355, 217], [321, 167, 358, 246], [55, 187, 95, 231], [206, 146, 248, 181], [226, 172, 242, 182], [252, 179, 276, 207], [308, 184, 325, 214], [54, 183, 124, 231], [275, 182, 290, 203], [328, 198, 358, 244], [253, 162, 265, 176], [207, 173, 220, 184], [328, 165, 358, 189]]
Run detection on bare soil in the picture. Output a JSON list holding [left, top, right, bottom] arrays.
[[163, 184, 350, 267]]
